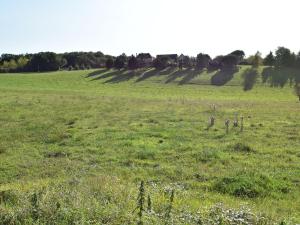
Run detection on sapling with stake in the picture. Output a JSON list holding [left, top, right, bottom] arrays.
[[225, 119, 230, 134], [208, 116, 215, 128], [240, 116, 244, 132], [147, 194, 152, 212], [233, 113, 239, 127]]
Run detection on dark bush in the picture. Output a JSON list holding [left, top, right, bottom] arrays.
[[152, 57, 168, 70], [214, 173, 291, 198], [231, 142, 255, 153], [105, 58, 114, 69]]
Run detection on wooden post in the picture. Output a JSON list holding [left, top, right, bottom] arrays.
[[225, 119, 230, 134], [240, 116, 244, 132]]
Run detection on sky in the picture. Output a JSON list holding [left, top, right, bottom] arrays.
[[0, 0, 299, 57]]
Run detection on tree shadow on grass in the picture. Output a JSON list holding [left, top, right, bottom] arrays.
[[135, 68, 160, 82], [211, 67, 238, 86], [262, 67, 294, 88], [165, 68, 191, 84], [179, 69, 202, 85], [86, 69, 108, 78], [91, 69, 125, 81], [242, 68, 258, 91], [104, 70, 143, 83], [159, 66, 177, 76]]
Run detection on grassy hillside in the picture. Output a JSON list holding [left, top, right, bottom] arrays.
[[0, 67, 299, 224]]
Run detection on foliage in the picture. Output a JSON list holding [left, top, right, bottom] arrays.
[[196, 53, 211, 70], [264, 51, 275, 66], [230, 50, 245, 63], [275, 47, 296, 68], [247, 51, 263, 67], [114, 53, 127, 70], [105, 57, 114, 69], [221, 54, 239, 69], [214, 173, 291, 198], [153, 56, 169, 70], [26, 52, 61, 72], [128, 55, 139, 70]]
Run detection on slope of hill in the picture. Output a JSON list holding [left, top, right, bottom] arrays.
[[0, 68, 299, 224]]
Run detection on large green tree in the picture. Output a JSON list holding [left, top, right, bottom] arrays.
[[263, 51, 275, 66], [275, 47, 296, 68]]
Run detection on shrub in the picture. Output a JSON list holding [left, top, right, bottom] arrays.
[[195, 149, 220, 163], [213, 173, 291, 198], [231, 142, 255, 153], [136, 149, 156, 160], [0, 146, 6, 154]]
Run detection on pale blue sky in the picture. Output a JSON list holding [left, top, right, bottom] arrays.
[[1, 0, 299, 57]]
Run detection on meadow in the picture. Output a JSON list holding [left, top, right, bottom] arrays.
[[0, 67, 299, 224]]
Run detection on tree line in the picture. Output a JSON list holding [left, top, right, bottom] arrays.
[[1, 47, 299, 73], [0, 52, 109, 73], [0, 47, 300, 100]]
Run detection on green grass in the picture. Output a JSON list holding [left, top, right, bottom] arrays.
[[0, 67, 299, 224]]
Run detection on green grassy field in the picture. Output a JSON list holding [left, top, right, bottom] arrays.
[[0, 67, 299, 224]]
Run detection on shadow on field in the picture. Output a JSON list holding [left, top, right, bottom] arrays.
[[242, 68, 258, 91], [179, 69, 201, 85], [159, 66, 177, 76], [135, 68, 160, 82], [90, 69, 125, 81], [211, 67, 238, 86], [165, 68, 191, 83], [261, 67, 297, 88], [86, 69, 108, 78], [104, 70, 142, 83]]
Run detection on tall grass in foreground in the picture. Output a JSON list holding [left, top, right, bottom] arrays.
[[0, 176, 294, 224]]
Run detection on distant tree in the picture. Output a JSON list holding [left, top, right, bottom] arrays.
[[153, 56, 168, 70], [128, 55, 139, 70], [59, 57, 67, 70], [230, 50, 245, 63], [62, 51, 106, 69], [8, 59, 18, 70], [80, 64, 86, 70], [295, 82, 300, 101], [247, 51, 263, 68], [0, 54, 19, 63], [27, 52, 60, 72], [16, 57, 29, 71], [182, 56, 191, 68], [0, 61, 10, 72], [296, 52, 300, 69], [105, 58, 114, 69], [196, 53, 211, 70], [221, 54, 239, 70], [208, 56, 224, 71], [94, 51, 104, 58], [275, 47, 296, 68], [178, 60, 183, 70], [263, 51, 275, 66], [114, 54, 127, 70]]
